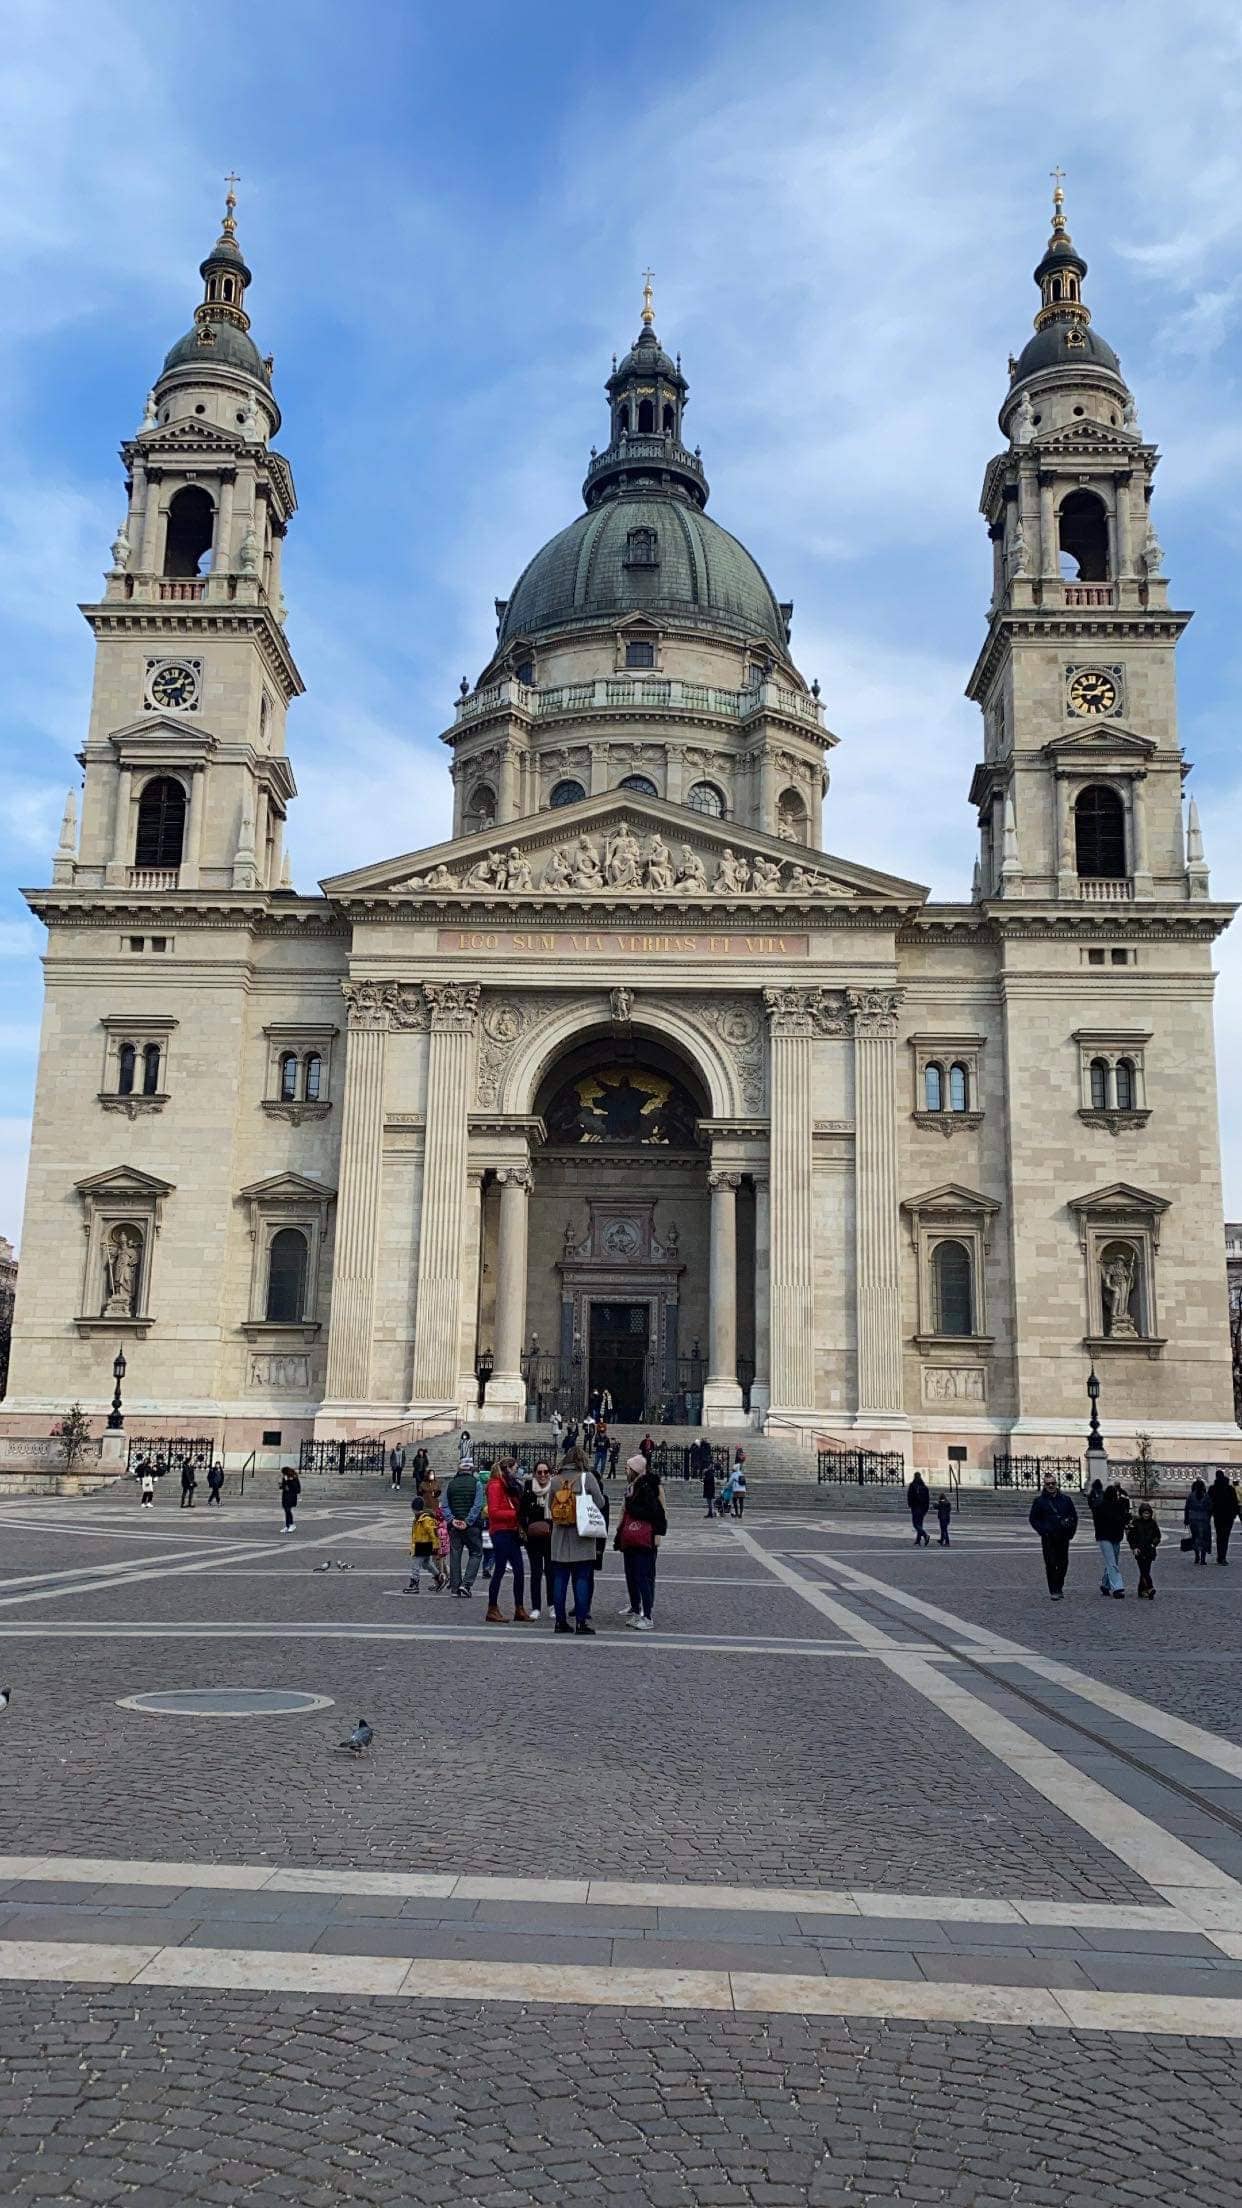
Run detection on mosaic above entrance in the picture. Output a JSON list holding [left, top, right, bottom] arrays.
[[544, 1064, 702, 1148]]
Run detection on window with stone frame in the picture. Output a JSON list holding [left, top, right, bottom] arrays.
[[1074, 1028, 1150, 1129], [623, 527, 659, 568], [99, 1014, 177, 1115], [73, 1165, 173, 1336], [238, 1173, 335, 1338], [262, 1025, 337, 1121], [1070, 1183, 1169, 1354], [910, 1035, 985, 1133], [900, 1183, 998, 1349]]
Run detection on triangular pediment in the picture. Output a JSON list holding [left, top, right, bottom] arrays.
[[75, 1165, 175, 1198], [1033, 419, 1140, 455], [107, 716, 219, 755], [901, 1182, 999, 1218], [131, 420, 247, 456], [1069, 1182, 1169, 1217], [322, 791, 926, 910], [1044, 725, 1155, 761], [238, 1172, 337, 1204]]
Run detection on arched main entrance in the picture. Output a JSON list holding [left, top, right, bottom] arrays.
[[475, 1029, 755, 1424]]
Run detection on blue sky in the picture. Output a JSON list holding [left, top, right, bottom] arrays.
[[2, 0, 1241, 1240]]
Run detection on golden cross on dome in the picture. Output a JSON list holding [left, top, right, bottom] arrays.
[[1050, 164, 1066, 222], [223, 170, 240, 232], [641, 269, 655, 326]]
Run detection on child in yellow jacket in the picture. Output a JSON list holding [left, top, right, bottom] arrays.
[[406, 1504, 446, 1593]]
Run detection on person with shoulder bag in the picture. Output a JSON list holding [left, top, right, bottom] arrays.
[[521, 1460, 555, 1620], [484, 1458, 531, 1624], [549, 1460, 607, 1635], [616, 1455, 667, 1629]]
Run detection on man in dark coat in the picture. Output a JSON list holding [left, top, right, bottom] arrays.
[[1209, 1471, 1239, 1566], [280, 1465, 301, 1532], [702, 1453, 716, 1519], [1030, 1474, 1079, 1599], [906, 1473, 931, 1546]]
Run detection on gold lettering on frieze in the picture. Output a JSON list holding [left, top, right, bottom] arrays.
[[437, 928, 809, 958]]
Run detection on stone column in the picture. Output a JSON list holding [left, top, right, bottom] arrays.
[[410, 984, 479, 1410], [703, 1168, 743, 1424], [322, 983, 396, 1408], [181, 767, 205, 888], [457, 1168, 485, 1414], [1055, 774, 1076, 897], [848, 988, 905, 1423], [214, 474, 235, 571], [758, 748, 777, 835], [764, 989, 818, 1413], [1131, 772, 1152, 897], [751, 1173, 771, 1417], [1114, 473, 1133, 578], [106, 765, 134, 884], [498, 741, 519, 825], [1038, 473, 1056, 578], [139, 474, 162, 575], [589, 740, 610, 796], [487, 1162, 532, 1420]]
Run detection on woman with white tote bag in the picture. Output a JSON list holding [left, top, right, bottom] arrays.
[[548, 1453, 608, 1636]]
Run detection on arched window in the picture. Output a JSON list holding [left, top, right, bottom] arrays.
[[1114, 1058, 1135, 1112], [617, 405, 630, 435], [948, 1063, 969, 1112], [550, 778, 586, 808], [1075, 785, 1126, 878], [303, 1054, 322, 1103], [221, 277, 234, 303], [623, 527, 658, 568], [619, 773, 658, 797], [1058, 490, 1109, 582], [625, 639, 655, 669], [265, 1228, 308, 1324], [134, 777, 186, 868], [932, 1240, 973, 1336], [1089, 1058, 1109, 1111], [637, 397, 655, 434], [117, 1043, 136, 1096], [141, 1043, 161, 1096], [163, 485, 214, 577], [464, 783, 496, 836], [777, 787, 808, 844], [279, 1052, 298, 1103], [662, 402, 674, 433], [686, 781, 726, 818], [924, 1063, 944, 1113], [514, 660, 534, 686]]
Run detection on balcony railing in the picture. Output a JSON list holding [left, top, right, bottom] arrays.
[[157, 580, 205, 602], [127, 867, 180, 892], [453, 674, 824, 730], [1078, 877, 1133, 903], [583, 434, 707, 490], [1062, 583, 1115, 608]]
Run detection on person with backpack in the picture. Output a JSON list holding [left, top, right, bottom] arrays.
[[616, 1455, 668, 1629], [484, 1458, 532, 1624], [731, 1460, 748, 1519], [906, 1472, 930, 1546], [548, 1459, 607, 1635]]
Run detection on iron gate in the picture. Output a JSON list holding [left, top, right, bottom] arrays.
[[126, 1434, 216, 1475], [816, 1448, 905, 1485], [298, 1439, 387, 1476], [993, 1454, 1083, 1490]]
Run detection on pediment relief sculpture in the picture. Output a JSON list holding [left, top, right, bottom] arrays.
[[401, 829, 851, 899]]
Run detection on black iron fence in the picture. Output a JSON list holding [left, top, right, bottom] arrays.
[[298, 1439, 387, 1477], [993, 1454, 1083, 1490], [126, 1435, 216, 1475], [816, 1449, 905, 1485]]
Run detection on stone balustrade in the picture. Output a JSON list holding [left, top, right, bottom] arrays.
[[453, 674, 824, 732]]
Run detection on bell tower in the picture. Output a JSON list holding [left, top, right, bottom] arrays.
[[966, 179, 1206, 907], [64, 181, 303, 895]]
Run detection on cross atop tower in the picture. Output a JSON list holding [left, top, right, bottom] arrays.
[[223, 171, 240, 235], [641, 268, 655, 327]]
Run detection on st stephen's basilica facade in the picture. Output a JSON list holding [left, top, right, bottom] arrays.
[[5, 184, 1238, 1465]]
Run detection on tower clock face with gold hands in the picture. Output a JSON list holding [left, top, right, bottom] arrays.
[[1068, 667, 1118, 718], [148, 660, 200, 711]]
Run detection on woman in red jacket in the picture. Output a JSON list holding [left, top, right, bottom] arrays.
[[485, 1459, 532, 1624]]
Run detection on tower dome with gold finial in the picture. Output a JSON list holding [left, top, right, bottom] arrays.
[[1007, 172, 1124, 394], [158, 178, 277, 409]]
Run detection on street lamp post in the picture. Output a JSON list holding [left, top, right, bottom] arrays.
[[106, 1348, 127, 1432], [1084, 1364, 1108, 1488]]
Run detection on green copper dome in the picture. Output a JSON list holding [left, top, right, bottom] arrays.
[[162, 320, 268, 379], [498, 494, 789, 651]]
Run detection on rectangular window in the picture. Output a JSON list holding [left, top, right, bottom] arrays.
[[150, 937, 168, 954], [1087, 948, 1105, 966], [1110, 948, 1130, 966], [128, 936, 145, 953], [625, 640, 655, 669], [262, 1429, 282, 1447]]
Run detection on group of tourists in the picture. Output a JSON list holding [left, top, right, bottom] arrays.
[[404, 1444, 669, 1633], [905, 1474, 953, 1547], [702, 1448, 748, 1519], [1029, 1467, 1240, 1601], [132, 1455, 224, 1509]]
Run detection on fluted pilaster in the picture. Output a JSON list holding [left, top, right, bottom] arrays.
[[763, 989, 820, 1411], [849, 988, 904, 1415], [410, 984, 479, 1407], [322, 986, 399, 1403]]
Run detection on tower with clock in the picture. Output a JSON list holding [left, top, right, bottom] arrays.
[[65, 181, 302, 896]]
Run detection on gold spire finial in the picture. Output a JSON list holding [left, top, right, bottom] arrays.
[[1050, 164, 1067, 233], [223, 170, 240, 237], [641, 268, 655, 327]]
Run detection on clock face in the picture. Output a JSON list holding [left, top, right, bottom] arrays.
[[149, 661, 199, 711], [1068, 668, 1118, 719]]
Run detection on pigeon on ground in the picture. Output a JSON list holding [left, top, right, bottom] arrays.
[[313, 1562, 332, 1573], [0, 1687, 10, 1713], [340, 1718, 373, 1756]]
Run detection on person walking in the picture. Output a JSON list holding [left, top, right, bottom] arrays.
[[1029, 1472, 1078, 1600], [702, 1453, 717, 1519], [1209, 1470, 1239, 1566], [484, 1459, 532, 1624], [1090, 1481, 1130, 1599], [206, 1461, 224, 1507], [639, 1431, 656, 1471], [389, 1443, 406, 1490], [592, 1420, 610, 1484], [280, 1465, 300, 1532], [731, 1461, 747, 1519], [907, 1472, 931, 1546], [442, 1459, 485, 1597], [608, 1436, 621, 1483], [406, 1500, 446, 1593], [521, 1460, 556, 1619], [179, 1457, 197, 1510], [550, 1410, 563, 1459], [616, 1455, 667, 1629], [1185, 1477, 1213, 1565], [411, 1445, 431, 1490], [139, 1465, 155, 1508], [1127, 1502, 1162, 1599], [457, 1429, 474, 1468], [549, 1459, 607, 1635], [936, 1492, 952, 1547], [600, 1387, 614, 1422]]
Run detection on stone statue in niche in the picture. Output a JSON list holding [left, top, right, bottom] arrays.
[[1012, 390, 1033, 445], [609, 986, 634, 1024], [675, 845, 707, 895], [1101, 1246, 1139, 1338], [102, 1225, 142, 1317], [646, 835, 675, 891]]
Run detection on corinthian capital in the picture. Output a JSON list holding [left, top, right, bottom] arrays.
[[342, 980, 397, 1032], [424, 981, 481, 1034], [763, 986, 847, 1038], [497, 1163, 534, 1193], [846, 987, 901, 1038]]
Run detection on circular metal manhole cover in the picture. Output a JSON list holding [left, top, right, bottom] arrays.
[[117, 1688, 334, 1718]]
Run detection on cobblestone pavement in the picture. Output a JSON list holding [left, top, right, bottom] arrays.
[[3, 1486, 1242, 2202]]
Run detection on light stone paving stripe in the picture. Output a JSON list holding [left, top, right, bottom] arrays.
[[0, 1851, 1195, 1933], [0, 1938, 1239, 2034], [0, 1622, 932, 1656], [734, 1527, 1242, 1954], [0, 1516, 394, 1610]]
